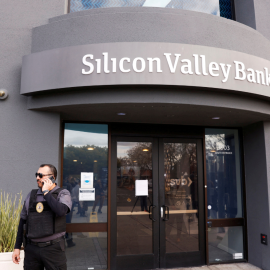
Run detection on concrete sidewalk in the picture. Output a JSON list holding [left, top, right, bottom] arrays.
[[177, 263, 261, 270]]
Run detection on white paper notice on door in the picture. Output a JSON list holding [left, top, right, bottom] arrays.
[[135, 180, 148, 196], [81, 172, 93, 188], [79, 188, 95, 201]]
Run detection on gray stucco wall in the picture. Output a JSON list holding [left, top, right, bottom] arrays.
[[262, 122, 270, 269], [31, 7, 270, 61], [243, 122, 270, 269], [253, 0, 270, 41], [0, 0, 65, 198], [242, 2, 270, 268], [234, 0, 256, 29]]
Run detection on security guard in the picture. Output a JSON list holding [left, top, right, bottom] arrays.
[[12, 164, 72, 270]]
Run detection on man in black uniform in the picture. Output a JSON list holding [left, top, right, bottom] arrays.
[[12, 164, 72, 270]]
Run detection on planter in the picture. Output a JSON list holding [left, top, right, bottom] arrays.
[[0, 251, 24, 270]]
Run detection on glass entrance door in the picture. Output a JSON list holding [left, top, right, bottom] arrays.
[[111, 137, 205, 270], [159, 139, 205, 268], [116, 141, 153, 255]]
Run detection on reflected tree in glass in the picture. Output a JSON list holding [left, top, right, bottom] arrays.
[[164, 143, 199, 253], [117, 142, 153, 255]]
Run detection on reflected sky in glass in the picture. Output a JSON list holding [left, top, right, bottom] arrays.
[[64, 123, 108, 147], [117, 142, 140, 158], [64, 130, 108, 147], [71, 0, 220, 16]]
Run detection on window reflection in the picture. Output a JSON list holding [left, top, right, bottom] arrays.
[[63, 123, 108, 223], [70, 0, 233, 19], [117, 142, 153, 255], [164, 143, 199, 252], [205, 129, 242, 219], [65, 232, 107, 269], [208, 227, 244, 262]]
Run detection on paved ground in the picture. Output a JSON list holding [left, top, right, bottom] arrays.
[[176, 263, 261, 270]]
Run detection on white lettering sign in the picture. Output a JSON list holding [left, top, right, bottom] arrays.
[[82, 52, 270, 87]]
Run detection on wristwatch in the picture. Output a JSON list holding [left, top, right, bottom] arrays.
[[42, 190, 49, 195]]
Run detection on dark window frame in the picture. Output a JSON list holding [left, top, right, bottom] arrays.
[[60, 121, 111, 268], [60, 121, 247, 267], [204, 127, 247, 265]]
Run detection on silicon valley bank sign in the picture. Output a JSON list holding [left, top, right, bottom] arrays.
[[21, 42, 270, 97], [82, 52, 270, 86]]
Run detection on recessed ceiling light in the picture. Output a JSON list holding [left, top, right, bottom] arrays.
[[143, 149, 149, 152], [73, 160, 77, 162], [87, 147, 94, 150], [117, 113, 126, 116], [94, 160, 98, 162], [212, 117, 220, 119]]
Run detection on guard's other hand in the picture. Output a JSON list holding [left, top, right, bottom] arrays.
[[12, 249, 20, 264], [42, 177, 54, 191]]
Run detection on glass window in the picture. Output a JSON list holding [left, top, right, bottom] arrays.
[[69, 0, 233, 19], [63, 123, 108, 223], [66, 232, 107, 269], [208, 226, 244, 263], [117, 141, 153, 255], [205, 129, 242, 219], [164, 143, 199, 252]]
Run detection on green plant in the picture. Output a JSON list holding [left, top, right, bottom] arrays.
[[0, 191, 22, 252]]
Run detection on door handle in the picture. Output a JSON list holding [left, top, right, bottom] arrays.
[[149, 205, 156, 222], [162, 205, 169, 221]]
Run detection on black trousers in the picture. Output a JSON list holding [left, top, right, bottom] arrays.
[[24, 240, 67, 270], [139, 196, 148, 211]]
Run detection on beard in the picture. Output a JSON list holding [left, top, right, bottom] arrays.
[[37, 181, 43, 189]]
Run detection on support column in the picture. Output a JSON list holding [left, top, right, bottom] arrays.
[[243, 121, 270, 269]]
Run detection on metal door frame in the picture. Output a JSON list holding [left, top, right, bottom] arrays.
[[110, 135, 206, 269], [111, 136, 159, 270], [159, 138, 205, 268]]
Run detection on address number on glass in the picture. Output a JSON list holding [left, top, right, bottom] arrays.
[[217, 145, 230, 151]]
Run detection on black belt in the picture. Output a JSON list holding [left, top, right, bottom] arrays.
[[28, 236, 65, 247]]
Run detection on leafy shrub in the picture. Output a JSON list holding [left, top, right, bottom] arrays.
[[0, 192, 22, 252]]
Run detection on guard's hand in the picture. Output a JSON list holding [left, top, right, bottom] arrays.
[[42, 177, 54, 191], [12, 249, 20, 264]]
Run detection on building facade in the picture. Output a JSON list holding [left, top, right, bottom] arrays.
[[1, 0, 270, 269]]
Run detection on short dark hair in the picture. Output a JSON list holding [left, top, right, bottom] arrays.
[[40, 164, 57, 180]]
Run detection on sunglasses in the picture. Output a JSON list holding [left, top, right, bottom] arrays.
[[35, 173, 53, 178]]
